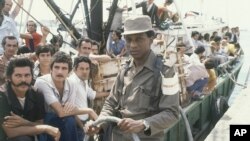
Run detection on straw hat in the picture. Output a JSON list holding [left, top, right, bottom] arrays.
[[123, 15, 153, 35]]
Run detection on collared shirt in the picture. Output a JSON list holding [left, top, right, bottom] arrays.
[[147, 2, 153, 12], [0, 16, 19, 55], [100, 51, 179, 140], [185, 63, 209, 87], [68, 72, 96, 121], [34, 74, 75, 113], [33, 61, 41, 80], [189, 53, 202, 65]]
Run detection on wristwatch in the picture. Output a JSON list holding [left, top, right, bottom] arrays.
[[142, 120, 150, 131]]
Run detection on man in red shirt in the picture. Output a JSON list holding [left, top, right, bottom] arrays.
[[20, 20, 42, 52]]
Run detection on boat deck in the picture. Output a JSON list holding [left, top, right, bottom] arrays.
[[205, 84, 250, 141]]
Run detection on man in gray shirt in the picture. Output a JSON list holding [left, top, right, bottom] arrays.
[[85, 15, 179, 141]]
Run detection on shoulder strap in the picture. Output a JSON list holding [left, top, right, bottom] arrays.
[[115, 59, 131, 111], [147, 55, 163, 114], [152, 55, 163, 94], [118, 60, 131, 93]]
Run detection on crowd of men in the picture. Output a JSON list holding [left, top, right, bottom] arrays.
[[0, 0, 180, 140], [0, 0, 241, 141]]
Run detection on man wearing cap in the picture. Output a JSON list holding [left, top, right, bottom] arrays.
[[85, 15, 179, 141]]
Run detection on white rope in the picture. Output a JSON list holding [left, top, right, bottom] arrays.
[[19, 5, 24, 33], [222, 67, 246, 88], [21, 0, 33, 33], [44, 0, 78, 41]]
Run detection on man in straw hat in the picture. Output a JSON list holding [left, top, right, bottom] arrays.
[[85, 15, 179, 141]]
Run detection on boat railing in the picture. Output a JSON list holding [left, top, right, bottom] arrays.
[[216, 52, 242, 77], [83, 116, 140, 141]]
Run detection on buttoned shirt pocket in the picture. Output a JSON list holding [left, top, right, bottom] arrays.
[[136, 86, 151, 109]]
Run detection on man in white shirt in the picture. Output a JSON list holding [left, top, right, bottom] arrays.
[[68, 56, 109, 140], [0, 0, 19, 55], [3, 0, 23, 19], [72, 38, 111, 63], [34, 51, 98, 141], [189, 45, 205, 65], [186, 46, 208, 100]]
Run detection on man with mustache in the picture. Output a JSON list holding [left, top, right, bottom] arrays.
[[0, 57, 61, 141], [0, 36, 19, 86], [34, 51, 98, 141], [68, 56, 109, 140]]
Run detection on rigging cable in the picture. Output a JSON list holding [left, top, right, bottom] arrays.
[[13, 0, 54, 35], [221, 62, 246, 88], [44, 0, 78, 42], [72, 0, 100, 26], [13, 0, 73, 46], [71, 0, 101, 37], [19, 4, 24, 33], [60, 0, 76, 48], [20, 0, 34, 33]]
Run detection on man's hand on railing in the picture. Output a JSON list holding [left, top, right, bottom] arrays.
[[118, 118, 145, 133], [84, 120, 101, 136]]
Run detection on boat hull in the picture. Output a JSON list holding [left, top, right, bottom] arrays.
[[163, 55, 244, 141]]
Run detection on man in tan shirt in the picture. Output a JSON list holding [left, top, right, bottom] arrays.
[[85, 15, 179, 141]]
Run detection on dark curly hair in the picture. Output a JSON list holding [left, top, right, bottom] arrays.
[[5, 57, 34, 79], [35, 45, 55, 56], [73, 56, 92, 70], [50, 51, 73, 72]]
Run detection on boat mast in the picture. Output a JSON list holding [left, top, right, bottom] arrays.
[[44, 0, 81, 41], [90, 0, 103, 42], [82, 0, 92, 38], [69, 0, 81, 22]]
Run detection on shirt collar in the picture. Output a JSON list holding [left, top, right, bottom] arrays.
[[39, 74, 70, 94], [128, 51, 157, 72], [2, 15, 14, 24], [71, 72, 85, 84]]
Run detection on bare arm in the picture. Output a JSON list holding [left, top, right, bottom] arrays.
[[20, 33, 33, 39], [127, 2, 143, 11], [89, 54, 112, 63], [39, 26, 50, 46], [118, 47, 127, 57], [50, 102, 98, 120], [95, 92, 109, 99], [3, 112, 42, 128], [3, 124, 60, 140], [10, 0, 23, 19]]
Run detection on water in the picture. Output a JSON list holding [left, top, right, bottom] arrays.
[[228, 29, 250, 106]]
